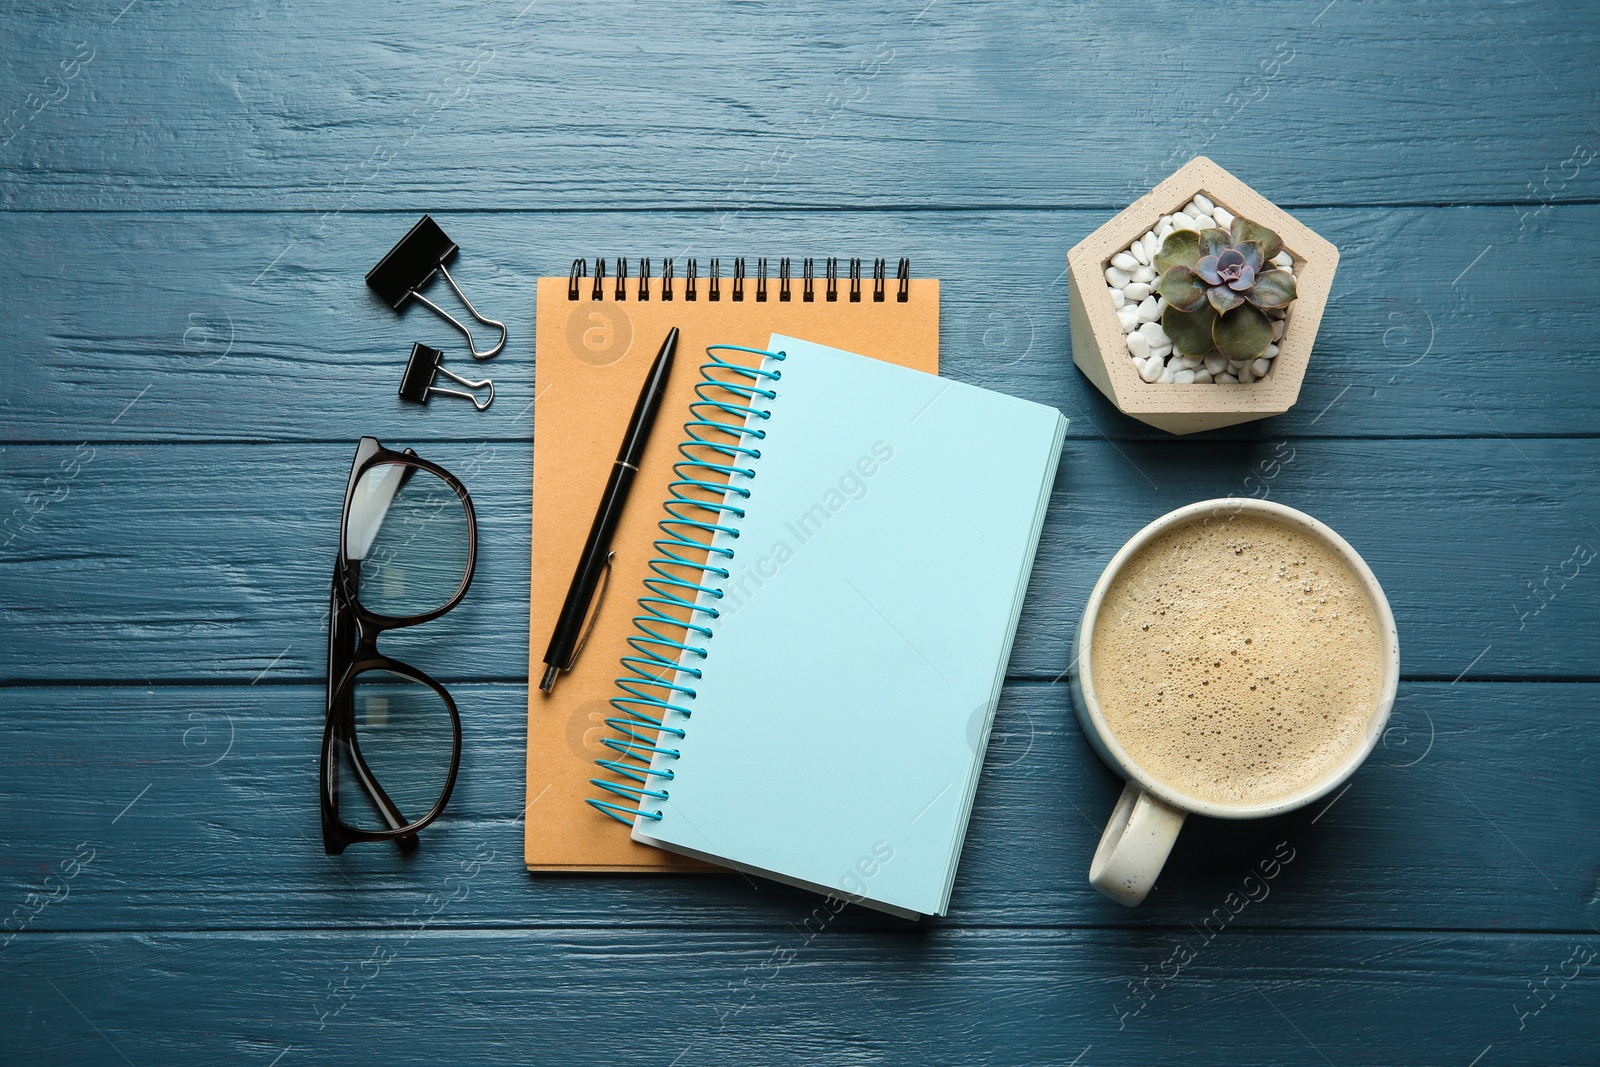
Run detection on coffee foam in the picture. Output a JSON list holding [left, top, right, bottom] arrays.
[[1090, 511, 1385, 808]]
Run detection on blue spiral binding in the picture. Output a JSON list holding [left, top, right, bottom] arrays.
[[587, 344, 787, 826]]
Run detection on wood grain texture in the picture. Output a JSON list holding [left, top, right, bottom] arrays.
[[1, 1, 1597, 211], [2, 682, 1596, 934], [6, 928, 1598, 1066], [0, 206, 1596, 443], [3, 0, 1599, 1061], [2, 439, 1595, 684]]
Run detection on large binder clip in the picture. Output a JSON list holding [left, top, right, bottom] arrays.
[[366, 216, 507, 360], [399, 342, 494, 411]]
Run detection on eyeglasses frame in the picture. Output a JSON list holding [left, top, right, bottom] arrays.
[[321, 436, 478, 855]]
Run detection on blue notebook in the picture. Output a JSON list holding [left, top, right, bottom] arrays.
[[591, 335, 1067, 917]]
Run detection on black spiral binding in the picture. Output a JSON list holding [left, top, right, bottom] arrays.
[[587, 342, 789, 825], [563, 259, 915, 303]]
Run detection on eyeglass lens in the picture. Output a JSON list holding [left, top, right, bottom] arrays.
[[332, 670, 456, 832], [345, 461, 471, 618]]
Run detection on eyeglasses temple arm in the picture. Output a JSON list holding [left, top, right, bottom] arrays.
[[326, 572, 420, 852]]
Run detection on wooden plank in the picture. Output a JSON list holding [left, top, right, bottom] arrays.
[[2, 682, 1595, 933], [1, 206, 1596, 443], [1, 1, 1596, 211], [4, 926, 1596, 1065], [2, 439, 1596, 683]]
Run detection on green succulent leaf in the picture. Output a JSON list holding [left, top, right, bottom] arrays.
[[1162, 303, 1218, 358], [1206, 285, 1247, 314], [1245, 268, 1298, 309], [1228, 216, 1283, 260], [1198, 227, 1232, 260], [1154, 229, 1202, 273], [1212, 303, 1273, 361], [1156, 265, 1208, 312]]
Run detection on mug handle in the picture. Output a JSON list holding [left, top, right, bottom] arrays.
[[1089, 781, 1187, 906]]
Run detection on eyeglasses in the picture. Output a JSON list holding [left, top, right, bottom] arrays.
[[321, 437, 477, 854]]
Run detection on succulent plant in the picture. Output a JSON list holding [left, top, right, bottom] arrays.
[[1154, 216, 1298, 362]]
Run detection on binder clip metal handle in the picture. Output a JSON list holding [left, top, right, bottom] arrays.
[[399, 343, 494, 411], [366, 215, 508, 360]]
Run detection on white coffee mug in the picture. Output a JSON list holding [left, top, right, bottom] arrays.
[[1069, 498, 1400, 906]]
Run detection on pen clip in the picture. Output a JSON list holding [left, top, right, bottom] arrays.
[[563, 551, 614, 670]]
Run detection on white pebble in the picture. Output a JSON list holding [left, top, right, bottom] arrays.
[[1173, 369, 1196, 385], [1176, 354, 1203, 371], [1130, 241, 1150, 266], [1204, 355, 1227, 376], [1127, 333, 1152, 361], [1193, 193, 1215, 214], [1117, 308, 1141, 333], [1216, 372, 1239, 384], [1237, 365, 1255, 383], [1186, 200, 1205, 218], [1138, 321, 1169, 346], [1106, 266, 1131, 287], [1171, 212, 1198, 230], [1159, 215, 1174, 229], [1212, 205, 1234, 228], [1136, 296, 1160, 322], [1133, 265, 1157, 283], [1158, 363, 1176, 384], [1192, 214, 1215, 230], [1251, 358, 1272, 377], [1271, 252, 1293, 269], [1150, 342, 1172, 359], [1154, 296, 1166, 313], [1263, 343, 1279, 359], [1156, 220, 1174, 240], [1138, 357, 1162, 383], [1123, 281, 1152, 302], [1270, 319, 1284, 341], [1141, 232, 1160, 259], [1109, 288, 1126, 309], [1111, 252, 1140, 272], [1193, 369, 1214, 383]]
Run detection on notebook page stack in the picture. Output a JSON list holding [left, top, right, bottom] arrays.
[[525, 270, 939, 871], [618, 335, 1066, 917]]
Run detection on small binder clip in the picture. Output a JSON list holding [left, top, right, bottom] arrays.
[[366, 216, 507, 360], [399, 342, 494, 411]]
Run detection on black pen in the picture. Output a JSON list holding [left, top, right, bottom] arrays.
[[540, 326, 679, 694]]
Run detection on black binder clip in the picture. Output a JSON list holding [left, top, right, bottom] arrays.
[[399, 342, 494, 411], [366, 216, 507, 360]]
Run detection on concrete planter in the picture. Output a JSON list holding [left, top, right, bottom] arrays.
[[1067, 157, 1339, 435]]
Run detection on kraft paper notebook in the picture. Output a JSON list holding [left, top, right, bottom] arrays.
[[597, 335, 1067, 917], [526, 258, 939, 871]]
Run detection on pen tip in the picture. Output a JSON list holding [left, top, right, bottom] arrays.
[[539, 664, 560, 693]]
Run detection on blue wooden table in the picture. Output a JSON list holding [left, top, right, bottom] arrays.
[[3, 2, 1597, 1063]]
